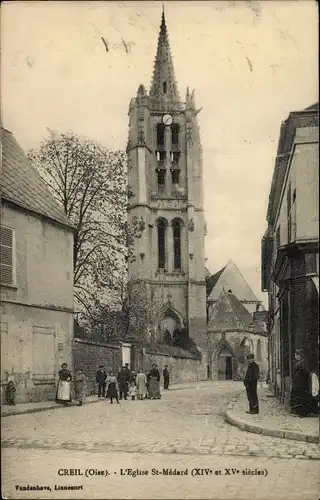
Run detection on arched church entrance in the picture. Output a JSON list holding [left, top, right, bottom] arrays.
[[158, 313, 180, 344], [217, 346, 234, 380]]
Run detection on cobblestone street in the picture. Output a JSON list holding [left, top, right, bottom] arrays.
[[2, 382, 320, 499]]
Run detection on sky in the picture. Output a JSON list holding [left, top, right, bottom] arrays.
[[1, 0, 318, 304]]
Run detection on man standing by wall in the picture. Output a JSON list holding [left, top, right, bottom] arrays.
[[244, 354, 260, 414], [163, 366, 170, 390], [118, 366, 129, 400], [96, 365, 107, 398]]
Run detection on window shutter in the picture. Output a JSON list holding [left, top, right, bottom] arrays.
[[0, 226, 13, 285]]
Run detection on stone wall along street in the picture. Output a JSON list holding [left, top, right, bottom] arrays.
[[73, 339, 204, 395], [73, 338, 122, 395], [137, 344, 204, 384]]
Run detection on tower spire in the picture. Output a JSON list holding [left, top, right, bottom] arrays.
[[149, 9, 182, 111]]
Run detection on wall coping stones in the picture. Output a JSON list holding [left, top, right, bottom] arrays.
[[73, 337, 121, 349], [144, 343, 200, 360]]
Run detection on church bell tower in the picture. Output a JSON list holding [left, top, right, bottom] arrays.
[[127, 11, 207, 369]]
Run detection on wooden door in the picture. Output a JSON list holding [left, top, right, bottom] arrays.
[[217, 355, 226, 380], [225, 356, 233, 380]]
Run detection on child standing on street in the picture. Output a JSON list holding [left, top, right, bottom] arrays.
[[128, 381, 137, 401], [6, 381, 16, 405], [74, 368, 87, 406], [106, 371, 120, 404]]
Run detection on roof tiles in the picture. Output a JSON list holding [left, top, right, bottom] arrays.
[[1, 127, 74, 230], [208, 289, 265, 334]]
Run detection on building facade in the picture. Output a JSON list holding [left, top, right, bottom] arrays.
[[261, 103, 319, 404], [1, 127, 75, 403], [127, 12, 207, 375], [206, 262, 268, 381]]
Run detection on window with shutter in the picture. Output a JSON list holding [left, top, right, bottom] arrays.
[[0, 226, 14, 285]]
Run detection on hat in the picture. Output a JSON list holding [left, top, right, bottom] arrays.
[[246, 354, 254, 360], [295, 349, 304, 356]]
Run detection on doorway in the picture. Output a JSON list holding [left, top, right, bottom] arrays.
[[217, 347, 234, 380], [225, 356, 233, 380]]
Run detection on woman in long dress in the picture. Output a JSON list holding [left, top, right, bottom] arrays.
[[148, 364, 161, 400], [55, 363, 72, 406], [136, 369, 147, 400], [290, 349, 319, 417], [74, 369, 86, 406], [106, 371, 120, 404]]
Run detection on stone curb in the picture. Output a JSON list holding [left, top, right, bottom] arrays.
[[1, 398, 102, 418], [225, 396, 319, 444]]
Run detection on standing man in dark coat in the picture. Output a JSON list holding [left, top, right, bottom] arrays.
[[289, 349, 319, 417], [244, 353, 260, 414], [117, 366, 129, 400], [96, 365, 107, 398], [163, 365, 170, 390], [124, 363, 132, 382]]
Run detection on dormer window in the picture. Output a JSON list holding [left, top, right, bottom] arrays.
[[163, 81, 167, 93]]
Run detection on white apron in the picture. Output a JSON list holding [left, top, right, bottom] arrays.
[[57, 380, 71, 401]]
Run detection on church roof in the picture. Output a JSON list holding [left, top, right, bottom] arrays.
[[149, 11, 183, 111], [207, 260, 262, 305], [302, 102, 319, 112], [1, 127, 75, 230], [208, 289, 265, 334], [206, 265, 226, 295]]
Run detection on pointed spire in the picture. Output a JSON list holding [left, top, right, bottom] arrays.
[[149, 9, 183, 111], [160, 7, 166, 34]]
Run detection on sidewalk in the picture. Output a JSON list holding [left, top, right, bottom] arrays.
[[1, 382, 201, 418], [1, 395, 101, 417], [225, 386, 319, 444]]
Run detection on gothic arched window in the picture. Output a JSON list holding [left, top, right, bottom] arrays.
[[172, 218, 182, 270], [156, 123, 165, 148], [171, 123, 180, 148], [163, 81, 167, 94], [157, 218, 167, 269]]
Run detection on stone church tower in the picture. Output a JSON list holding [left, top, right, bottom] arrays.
[[127, 11, 207, 367]]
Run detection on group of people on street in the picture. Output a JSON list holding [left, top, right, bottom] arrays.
[[8, 348, 318, 419], [53, 362, 170, 407], [95, 363, 170, 404], [243, 350, 319, 417]]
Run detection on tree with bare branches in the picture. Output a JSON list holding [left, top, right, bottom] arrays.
[[83, 278, 158, 343], [28, 130, 134, 317]]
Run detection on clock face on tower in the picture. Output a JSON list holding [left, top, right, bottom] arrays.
[[162, 114, 173, 126]]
